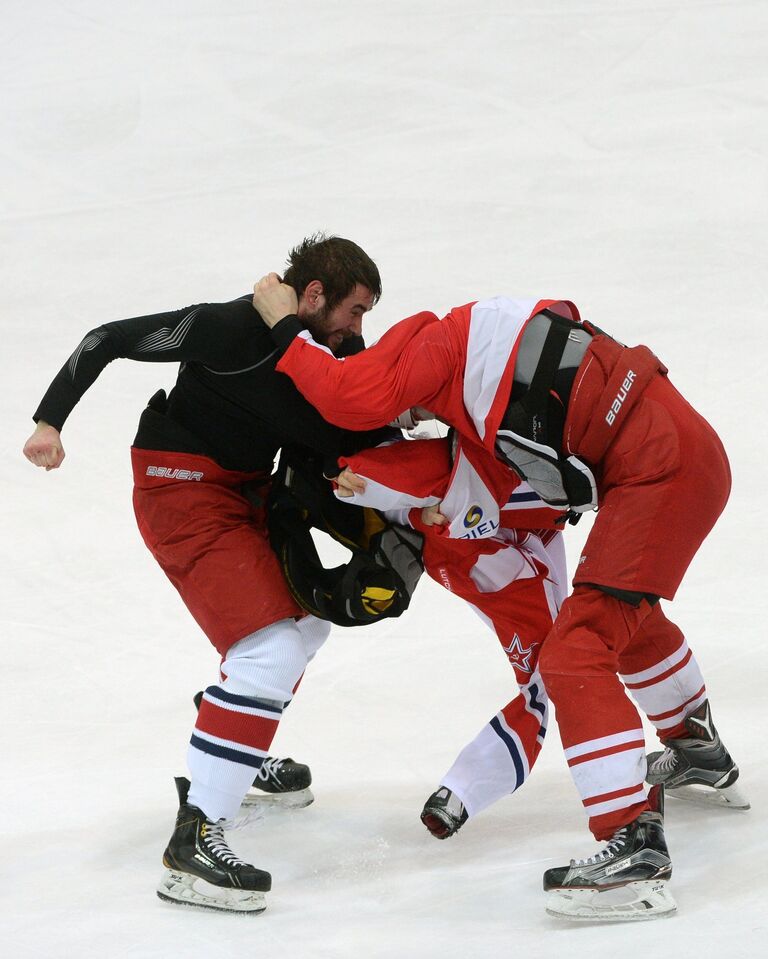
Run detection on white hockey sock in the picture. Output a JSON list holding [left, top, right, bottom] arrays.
[[187, 619, 312, 821]]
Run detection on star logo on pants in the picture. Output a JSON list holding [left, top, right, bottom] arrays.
[[502, 634, 537, 672]]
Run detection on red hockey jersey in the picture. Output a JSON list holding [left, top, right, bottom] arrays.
[[278, 297, 580, 538]]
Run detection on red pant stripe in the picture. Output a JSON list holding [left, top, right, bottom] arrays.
[[567, 739, 646, 768], [645, 684, 706, 722], [624, 649, 692, 690], [583, 782, 645, 807]]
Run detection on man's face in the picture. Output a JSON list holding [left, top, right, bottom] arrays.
[[298, 283, 374, 353]]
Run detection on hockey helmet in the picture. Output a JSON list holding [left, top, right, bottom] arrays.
[[268, 450, 424, 627]]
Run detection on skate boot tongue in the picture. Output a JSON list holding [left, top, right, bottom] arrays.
[[571, 829, 629, 867], [174, 775, 191, 805]]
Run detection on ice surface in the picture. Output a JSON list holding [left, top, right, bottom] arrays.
[[2, 1, 766, 956]]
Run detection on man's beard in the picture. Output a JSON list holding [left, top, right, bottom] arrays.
[[305, 304, 344, 353]]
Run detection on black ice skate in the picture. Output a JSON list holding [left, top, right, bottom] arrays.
[[242, 756, 313, 809], [420, 787, 469, 839], [543, 786, 676, 922], [157, 777, 272, 914], [646, 699, 749, 810], [193, 691, 314, 811]]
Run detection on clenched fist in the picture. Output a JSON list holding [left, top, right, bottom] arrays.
[[335, 468, 367, 498], [252, 273, 299, 328], [23, 421, 65, 470]]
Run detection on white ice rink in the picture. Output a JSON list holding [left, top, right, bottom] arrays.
[[3, 1, 767, 956]]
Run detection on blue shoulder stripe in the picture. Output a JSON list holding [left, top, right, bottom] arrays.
[[506, 491, 543, 505]]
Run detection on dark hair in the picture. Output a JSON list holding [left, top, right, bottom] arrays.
[[283, 233, 382, 309]]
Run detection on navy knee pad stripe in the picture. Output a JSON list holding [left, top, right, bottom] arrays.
[[189, 733, 266, 769], [204, 685, 283, 714]]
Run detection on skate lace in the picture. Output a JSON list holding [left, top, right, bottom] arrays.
[[651, 747, 679, 774], [202, 822, 248, 867], [571, 828, 629, 867], [255, 756, 285, 782]]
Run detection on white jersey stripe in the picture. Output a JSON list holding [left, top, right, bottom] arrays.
[[442, 446, 502, 539], [335, 475, 440, 512], [468, 544, 535, 593], [295, 328, 334, 355], [463, 297, 534, 441]]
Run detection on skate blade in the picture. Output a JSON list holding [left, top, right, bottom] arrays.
[[665, 782, 750, 810], [227, 787, 315, 831], [545, 880, 677, 923], [239, 786, 314, 811], [157, 870, 267, 914]]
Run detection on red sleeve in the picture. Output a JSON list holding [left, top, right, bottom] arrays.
[[499, 505, 565, 531], [276, 311, 451, 429], [340, 437, 452, 501]]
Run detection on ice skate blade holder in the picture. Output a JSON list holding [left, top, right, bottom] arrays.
[[227, 786, 315, 830], [666, 781, 750, 810], [157, 870, 267, 914], [546, 879, 677, 923], [240, 785, 314, 810]]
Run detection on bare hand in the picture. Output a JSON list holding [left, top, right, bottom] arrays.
[[252, 273, 299, 328], [23, 421, 65, 470], [421, 504, 447, 526], [335, 468, 367, 498]]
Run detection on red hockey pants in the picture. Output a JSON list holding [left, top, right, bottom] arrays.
[[131, 448, 303, 657], [540, 373, 731, 839]]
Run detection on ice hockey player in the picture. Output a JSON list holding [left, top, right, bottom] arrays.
[[252, 276, 747, 922], [327, 430, 565, 832], [334, 433, 747, 848], [22, 235, 395, 915]]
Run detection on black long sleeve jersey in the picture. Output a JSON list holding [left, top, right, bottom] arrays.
[[33, 295, 387, 474]]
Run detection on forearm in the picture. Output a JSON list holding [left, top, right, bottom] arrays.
[[31, 300, 253, 432], [33, 326, 118, 431], [337, 438, 451, 509], [273, 312, 447, 430]]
